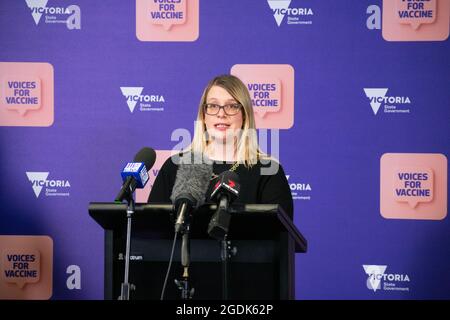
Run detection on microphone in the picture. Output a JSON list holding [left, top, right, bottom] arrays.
[[208, 171, 240, 240], [115, 147, 157, 203], [170, 154, 213, 233]]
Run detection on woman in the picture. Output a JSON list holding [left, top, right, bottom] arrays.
[[148, 74, 293, 218]]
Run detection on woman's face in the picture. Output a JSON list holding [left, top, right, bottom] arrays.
[[204, 85, 244, 142]]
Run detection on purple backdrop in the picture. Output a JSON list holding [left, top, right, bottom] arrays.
[[0, 0, 449, 299]]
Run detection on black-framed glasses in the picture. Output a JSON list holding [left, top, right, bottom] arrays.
[[203, 103, 242, 116]]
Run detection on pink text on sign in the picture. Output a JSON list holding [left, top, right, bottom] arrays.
[[2, 76, 41, 116], [396, 0, 437, 30], [247, 78, 281, 118], [231, 64, 294, 129], [148, 0, 187, 31], [393, 166, 434, 208], [2, 249, 40, 289]]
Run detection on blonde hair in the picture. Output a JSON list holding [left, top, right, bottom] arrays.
[[190, 75, 266, 167]]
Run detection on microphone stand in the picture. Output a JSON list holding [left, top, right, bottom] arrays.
[[208, 197, 237, 300], [221, 235, 229, 300], [118, 191, 135, 300], [175, 223, 195, 299], [220, 234, 237, 300]]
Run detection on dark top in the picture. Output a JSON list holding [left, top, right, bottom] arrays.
[[148, 156, 294, 219]]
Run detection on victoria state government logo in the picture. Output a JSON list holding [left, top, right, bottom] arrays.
[[363, 88, 412, 115], [363, 265, 411, 292], [26, 172, 70, 198], [267, 0, 314, 26], [120, 87, 165, 113], [25, 0, 81, 30]]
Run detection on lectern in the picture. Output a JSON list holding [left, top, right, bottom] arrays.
[[89, 202, 307, 300]]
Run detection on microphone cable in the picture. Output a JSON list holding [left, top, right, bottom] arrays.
[[160, 231, 178, 300]]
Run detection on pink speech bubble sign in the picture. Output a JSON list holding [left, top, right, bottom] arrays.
[[2, 249, 40, 289], [393, 167, 433, 208], [148, 0, 187, 31], [2, 76, 41, 116], [396, 0, 436, 30], [231, 64, 294, 129], [246, 78, 281, 118]]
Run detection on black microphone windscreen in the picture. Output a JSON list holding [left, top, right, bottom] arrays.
[[134, 147, 156, 170], [170, 154, 213, 209]]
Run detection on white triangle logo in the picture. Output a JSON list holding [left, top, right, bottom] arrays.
[[267, 0, 291, 26], [25, 0, 48, 25], [120, 87, 144, 113], [26, 172, 49, 198], [364, 88, 388, 115], [363, 265, 387, 292]]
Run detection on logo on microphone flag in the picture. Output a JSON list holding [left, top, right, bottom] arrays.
[[136, 150, 176, 203]]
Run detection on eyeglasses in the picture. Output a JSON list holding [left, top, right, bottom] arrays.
[[203, 103, 242, 116]]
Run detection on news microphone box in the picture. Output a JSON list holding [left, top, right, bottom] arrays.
[[121, 162, 149, 188]]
